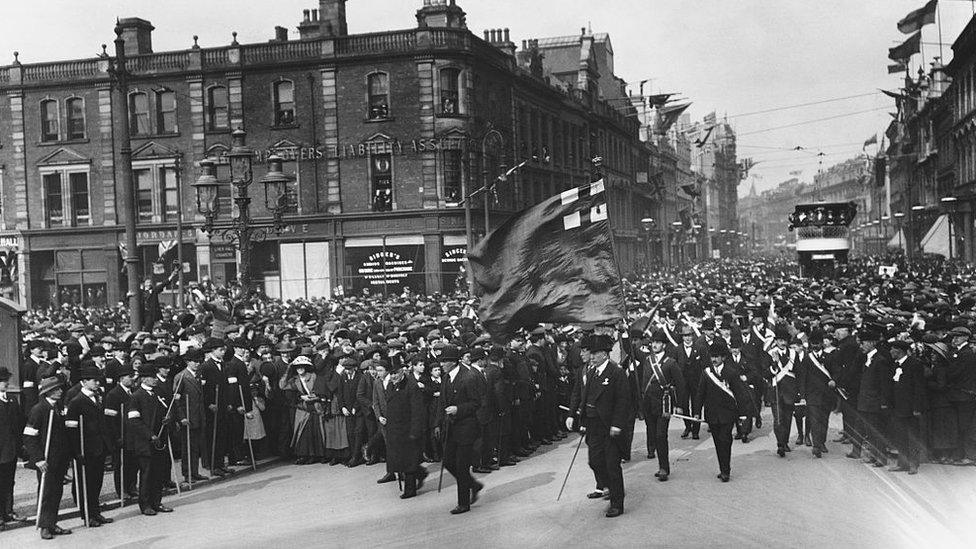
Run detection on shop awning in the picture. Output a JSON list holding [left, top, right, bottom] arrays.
[[920, 214, 950, 257]]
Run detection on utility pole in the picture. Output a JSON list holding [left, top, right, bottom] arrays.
[[111, 22, 142, 330]]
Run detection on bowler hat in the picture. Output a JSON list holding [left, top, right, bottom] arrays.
[[589, 334, 614, 353], [38, 377, 62, 396], [0, 367, 11, 382], [439, 345, 460, 362], [202, 338, 225, 352]]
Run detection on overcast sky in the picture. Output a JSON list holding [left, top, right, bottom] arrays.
[[2, 0, 973, 194]]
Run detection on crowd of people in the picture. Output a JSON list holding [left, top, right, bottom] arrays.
[[1, 254, 976, 535]]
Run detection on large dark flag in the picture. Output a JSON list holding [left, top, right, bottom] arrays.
[[468, 179, 625, 340], [897, 1, 937, 35], [888, 32, 921, 62]]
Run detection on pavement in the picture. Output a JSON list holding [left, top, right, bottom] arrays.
[[3, 410, 975, 548]]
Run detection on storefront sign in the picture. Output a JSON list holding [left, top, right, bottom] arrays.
[[211, 244, 237, 261], [441, 247, 467, 266], [345, 245, 425, 294], [0, 236, 19, 249], [236, 137, 473, 163], [136, 228, 195, 245]]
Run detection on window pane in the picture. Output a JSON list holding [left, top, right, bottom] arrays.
[[209, 87, 229, 130], [158, 91, 176, 133], [70, 172, 89, 224], [161, 167, 179, 220], [41, 101, 59, 142], [67, 99, 85, 139], [371, 154, 393, 212], [443, 150, 461, 202], [275, 81, 295, 125], [440, 69, 460, 114], [135, 169, 153, 222], [367, 74, 389, 119], [130, 93, 149, 135], [44, 173, 63, 226]]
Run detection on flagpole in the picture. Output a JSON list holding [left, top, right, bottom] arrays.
[[176, 154, 185, 309], [592, 157, 628, 322], [936, 0, 944, 61]]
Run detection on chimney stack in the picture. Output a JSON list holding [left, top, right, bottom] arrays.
[[303, 9, 310, 22], [483, 30, 489, 40], [504, 28, 510, 42], [311, 9, 319, 21], [117, 18, 155, 56], [274, 26, 289, 42], [319, 0, 348, 37]]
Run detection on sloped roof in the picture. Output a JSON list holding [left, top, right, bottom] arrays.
[[536, 33, 611, 51]]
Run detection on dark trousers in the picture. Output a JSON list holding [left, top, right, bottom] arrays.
[[0, 461, 15, 517], [771, 401, 796, 448], [807, 404, 830, 450], [584, 416, 624, 509], [402, 465, 427, 496], [840, 396, 863, 455], [860, 411, 889, 463], [890, 415, 922, 468], [113, 448, 138, 497], [205, 410, 233, 470], [644, 414, 670, 473], [272, 402, 293, 456], [951, 401, 976, 460], [794, 404, 806, 438], [682, 390, 700, 436], [443, 440, 475, 507], [366, 426, 386, 460], [79, 455, 106, 519], [347, 415, 366, 463], [35, 459, 69, 528], [709, 422, 734, 475], [181, 428, 204, 478], [476, 420, 498, 466], [137, 450, 171, 511]]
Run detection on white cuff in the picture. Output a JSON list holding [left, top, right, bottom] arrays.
[[127, 410, 141, 419], [65, 420, 79, 428], [23, 426, 39, 436], [104, 409, 119, 417]]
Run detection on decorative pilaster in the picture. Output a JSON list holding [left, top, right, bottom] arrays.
[[417, 59, 438, 208], [8, 92, 28, 228], [98, 86, 117, 224], [320, 67, 341, 213]]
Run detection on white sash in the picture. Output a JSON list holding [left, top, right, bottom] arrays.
[[809, 353, 832, 381], [663, 326, 679, 348], [705, 367, 736, 400], [771, 350, 796, 386]]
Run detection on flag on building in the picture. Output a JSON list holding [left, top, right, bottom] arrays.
[[863, 134, 878, 149], [897, 0, 938, 35], [888, 62, 908, 74], [467, 179, 625, 340], [158, 239, 177, 257], [888, 31, 921, 62]]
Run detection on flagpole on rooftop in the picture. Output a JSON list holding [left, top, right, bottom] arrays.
[[936, 0, 944, 60]]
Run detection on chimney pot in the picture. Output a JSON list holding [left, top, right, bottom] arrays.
[[522, 39, 527, 50], [483, 30, 489, 40], [491, 29, 498, 42], [504, 28, 510, 42], [303, 9, 310, 22], [311, 9, 319, 21], [581, 27, 586, 36]]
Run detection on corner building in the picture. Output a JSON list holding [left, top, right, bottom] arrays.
[[0, 0, 649, 306]]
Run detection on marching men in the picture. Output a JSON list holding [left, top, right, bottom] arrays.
[[694, 343, 750, 482], [640, 331, 685, 482]]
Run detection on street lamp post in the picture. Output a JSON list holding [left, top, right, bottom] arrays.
[[193, 128, 293, 293], [893, 211, 905, 255], [941, 196, 958, 260], [110, 23, 142, 329]]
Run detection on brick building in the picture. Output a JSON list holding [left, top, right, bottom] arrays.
[[0, 0, 652, 307]]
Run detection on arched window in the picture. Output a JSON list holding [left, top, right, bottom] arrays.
[[40, 99, 59, 142], [439, 68, 460, 115], [156, 90, 177, 133], [367, 73, 389, 120], [66, 98, 85, 140], [207, 86, 229, 131], [129, 92, 149, 135], [274, 80, 295, 125]]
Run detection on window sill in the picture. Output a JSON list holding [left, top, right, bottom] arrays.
[[38, 138, 91, 147], [364, 117, 395, 123], [436, 113, 468, 119], [271, 123, 301, 130], [131, 132, 181, 139], [206, 129, 232, 135]]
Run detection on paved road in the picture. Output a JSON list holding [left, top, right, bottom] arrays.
[[5, 411, 975, 548]]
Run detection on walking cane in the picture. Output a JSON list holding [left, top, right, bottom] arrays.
[[78, 416, 90, 527], [186, 395, 193, 490], [437, 420, 450, 493], [237, 384, 257, 471], [161, 377, 185, 496], [119, 405, 127, 507], [35, 407, 55, 529], [556, 429, 586, 502], [211, 385, 220, 474]]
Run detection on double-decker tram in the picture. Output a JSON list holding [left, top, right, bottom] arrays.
[[788, 201, 858, 278]]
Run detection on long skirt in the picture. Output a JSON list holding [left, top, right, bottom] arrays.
[[245, 401, 267, 441], [324, 400, 349, 451], [291, 408, 326, 458]]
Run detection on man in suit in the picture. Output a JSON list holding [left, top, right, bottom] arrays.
[[225, 341, 253, 467], [767, 326, 800, 457], [857, 326, 893, 467], [674, 325, 705, 440], [0, 367, 25, 528], [201, 338, 233, 477], [127, 362, 175, 516], [728, 334, 760, 443], [945, 326, 976, 465], [694, 342, 750, 482], [886, 340, 926, 474], [640, 331, 685, 481], [104, 366, 138, 500], [566, 334, 631, 518], [66, 366, 115, 526], [21, 340, 46, 420], [371, 361, 394, 482], [174, 348, 208, 482], [435, 345, 485, 515], [797, 331, 835, 457], [24, 377, 72, 539], [829, 321, 864, 457]]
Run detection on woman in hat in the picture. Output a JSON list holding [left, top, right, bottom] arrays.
[[279, 356, 326, 465], [318, 358, 353, 466]]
